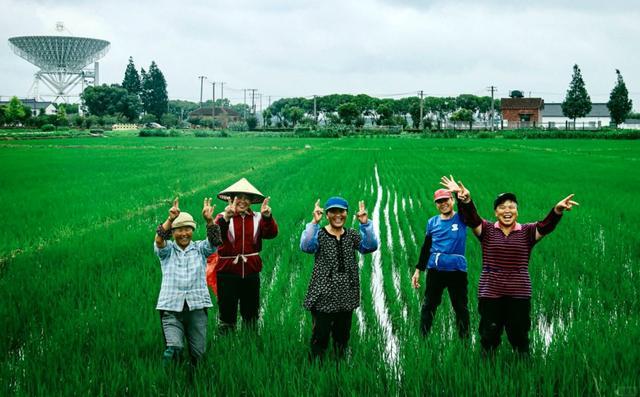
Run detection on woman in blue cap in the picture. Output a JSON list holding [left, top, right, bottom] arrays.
[[300, 197, 379, 361]]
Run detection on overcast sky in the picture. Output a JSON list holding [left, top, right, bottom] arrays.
[[2, 0, 639, 109]]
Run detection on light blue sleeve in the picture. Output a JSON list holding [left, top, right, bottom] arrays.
[[196, 238, 216, 258], [154, 240, 173, 260], [300, 222, 320, 253], [358, 221, 379, 254]]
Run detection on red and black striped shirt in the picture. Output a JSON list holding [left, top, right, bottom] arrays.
[[477, 220, 538, 298]]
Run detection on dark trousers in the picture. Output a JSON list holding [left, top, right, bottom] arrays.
[[310, 311, 353, 360], [216, 273, 260, 332], [478, 297, 531, 354], [420, 269, 470, 338]]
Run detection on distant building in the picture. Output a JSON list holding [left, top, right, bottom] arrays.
[[542, 103, 611, 128], [0, 98, 57, 116], [188, 107, 242, 127], [500, 97, 544, 127], [619, 118, 640, 130]]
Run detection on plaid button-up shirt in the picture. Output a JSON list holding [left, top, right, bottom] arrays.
[[154, 239, 216, 312]]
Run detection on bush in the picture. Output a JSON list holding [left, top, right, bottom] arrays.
[[90, 129, 104, 135], [194, 130, 229, 138], [138, 129, 169, 137], [40, 124, 56, 132], [169, 129, 181, 137], [246, 115, 258, 131]]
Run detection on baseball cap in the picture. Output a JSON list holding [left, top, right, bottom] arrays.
[[433, 189, 452, 202], [493, 192, 518, 209], [324, 196, 349, 211]]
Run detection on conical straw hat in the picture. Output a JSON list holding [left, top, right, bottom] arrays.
[[217, 178, 265, 204]]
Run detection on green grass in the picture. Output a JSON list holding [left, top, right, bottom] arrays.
[[0, 137, 638, 395]]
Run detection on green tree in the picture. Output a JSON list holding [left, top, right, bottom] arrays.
[[562, 64, 592, 124], [56, 106, 69, 126], [122, 56, 141, 96], [607, 69, 633, 126], [246, 115, 258, 131], [450, 108, 474, 122], [81, 84, 142, 121], [376, 103, 393, 125], [5, 97, 26, 125], [160, 113, 178, 128], [0, 105, 6, 126], [262, 108, 273, 127], [337, 102, 360, 125], [284, 106, 304, 127], [141, 61, 168, 119]]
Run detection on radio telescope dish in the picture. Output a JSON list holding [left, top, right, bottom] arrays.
[[8, 35, 110, 102]]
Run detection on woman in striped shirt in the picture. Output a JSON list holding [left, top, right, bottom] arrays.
[[440, 176, 578, 355]]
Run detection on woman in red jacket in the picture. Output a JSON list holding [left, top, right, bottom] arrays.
[[214, 178, 278, 333]]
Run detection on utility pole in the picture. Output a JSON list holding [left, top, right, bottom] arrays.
[[243, 89, 247, 117], [419, 90, 424, 130], [211, 82, 216, 118], [198, 76, 207, 108], [248, 89, 257, 115], [219, 82, 225, 109], [488, 85, 496, 132], [268, 96, 272, 107], [313, 95, 317, 123]]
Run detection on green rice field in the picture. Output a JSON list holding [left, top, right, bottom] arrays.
[[1, 136, 639, 396]]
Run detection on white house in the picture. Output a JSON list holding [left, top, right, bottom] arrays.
[[541, 103, 611, 128], [0, 98, 57, 117]]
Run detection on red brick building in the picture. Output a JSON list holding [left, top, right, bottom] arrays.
[[501, 97, 544, 127]]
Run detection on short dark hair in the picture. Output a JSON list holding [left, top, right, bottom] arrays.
[[493, 192, 518, 209]]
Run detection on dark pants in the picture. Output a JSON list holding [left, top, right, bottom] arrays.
[[310, 311, 353, 360], [420, 269, 470, 338], [159, 302, 208, 366], [216, 273, 260, 332], [478, 297, 531, 354]]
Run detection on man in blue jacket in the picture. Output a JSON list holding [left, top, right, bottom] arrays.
[[411, 189, 469, 338]]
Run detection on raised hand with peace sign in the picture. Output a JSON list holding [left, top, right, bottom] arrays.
[[356, 200, 369, 224], [311, 199, 323, 224], [168, 197, 180, 222], [223, 197, 238, 222], [261, 196, 272, 218], [202, 197, 216, 225]]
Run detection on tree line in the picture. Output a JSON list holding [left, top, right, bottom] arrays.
[[0, 62, 634, 130], [261, 94, 499, 129]]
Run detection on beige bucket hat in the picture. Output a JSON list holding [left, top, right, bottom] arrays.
[[172, 212, 196, 230], [217, 178, 265, 204]]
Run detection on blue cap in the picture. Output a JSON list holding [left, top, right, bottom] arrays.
[[324, 196, 349, 211]]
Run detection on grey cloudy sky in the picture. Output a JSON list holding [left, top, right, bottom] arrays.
[[1, 0, 639, 108]]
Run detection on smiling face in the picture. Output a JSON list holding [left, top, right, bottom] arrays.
[[172, 226, 194, 249], [494, 200, 518, 228], [435, 197, 454, 217], [326, 208, 347, 230], [235, 193, 252, 214]]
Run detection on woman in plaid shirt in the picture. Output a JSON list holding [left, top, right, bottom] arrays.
[[154, 198, 222, 367]]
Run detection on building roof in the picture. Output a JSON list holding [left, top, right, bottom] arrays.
[[0, 98, 54, 110], [501, 98, 544, 110], [189, 107, 241, 117], [542, 103, 610, 118]]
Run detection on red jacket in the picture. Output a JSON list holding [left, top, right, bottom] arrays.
[[214, 210, 278, 277]]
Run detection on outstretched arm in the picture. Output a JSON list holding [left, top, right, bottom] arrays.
[[441, 176, 482, 236], [535, 194, 579, 241], [301, 200, 322, 253], [155, 197, 179, 248]]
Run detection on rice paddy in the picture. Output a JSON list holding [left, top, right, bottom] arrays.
[[1, 136, 639, 396]]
